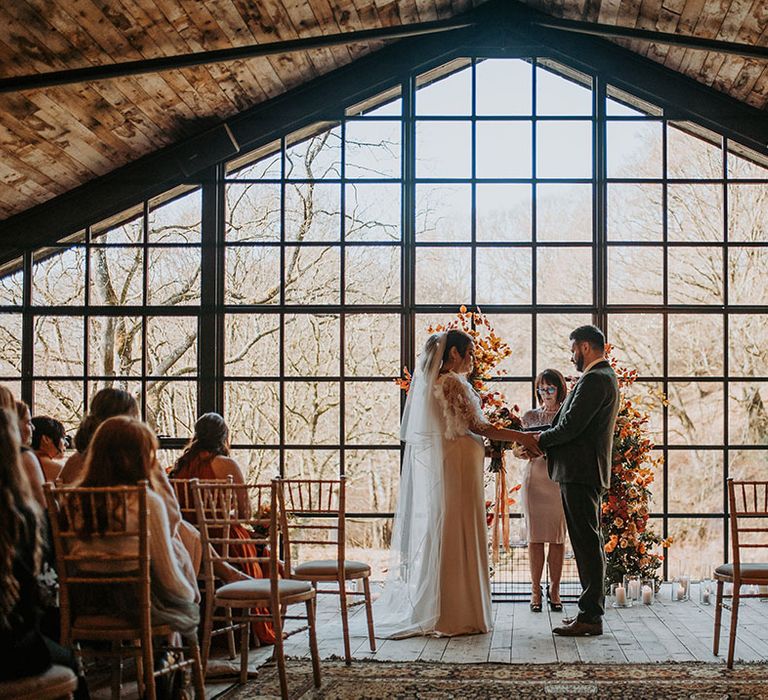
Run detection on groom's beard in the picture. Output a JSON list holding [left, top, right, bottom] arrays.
[[573, 351, 585, 372]]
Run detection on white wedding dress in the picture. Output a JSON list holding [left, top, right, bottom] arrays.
[[371, 334, 493, 638]]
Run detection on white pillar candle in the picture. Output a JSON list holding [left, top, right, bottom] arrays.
[[642, 585, 653, 605], [615, 585, 627, 606]]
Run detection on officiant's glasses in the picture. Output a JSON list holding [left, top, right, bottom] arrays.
[[539, 387, 558, 395]]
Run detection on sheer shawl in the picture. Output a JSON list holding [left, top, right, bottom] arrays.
[[373, 333, 447, 638]]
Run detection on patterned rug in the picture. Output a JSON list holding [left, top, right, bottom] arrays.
[[220, 659, 768, 699]]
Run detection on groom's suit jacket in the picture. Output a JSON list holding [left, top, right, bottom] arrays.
[[537, 360, 619, 492]]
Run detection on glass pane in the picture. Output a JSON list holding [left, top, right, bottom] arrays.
[[228, 448, 280, 482], [666, 517, 724, 581], [536, 313, 592, 375], [225, 246, 280, 305], [285, 125, 341, 179], [285, 183, 341, 242], [284, 246, 340, 305], [147, 247, 201, 306], [667, 382, 724, 444], [476, 247, 532, 305], [33, 248, 85, 306], [87, 380, 142, 407], [606, 87, 661, 117], [728, 184, 768, 242], [668, 450, 723, 512], [607, 247, 663, 304], [729, 247, 768, 305], [607, 184, 663, 241], [146, 316, 197, 377], [225, 183, 281, 242], [536, 121, 592, 178], [607, 314, 663, 376], [0, 257, 24, 305], [536, 184, 592, 242], [226, 140, 281, 179], [285, 382, 340, 444], [537, 247, 592, 304], [284, 449, 339, 479], [624, 381, 664, 442], [0, 381, 21, 402], [476, 184, 531, 242], [224, 382, 280, 444], [487, 314, 532, 377], [536, 62, 592, 115], [346, 449, 401, 512], [284, 314, 340, 377], [728, 314, 768, 376], [647, 450, 664, 513], [33, 380, 83, 433], [346, 87, 402, 118], [415, 312, 464, 351], [668, 247, 723, 304], [344, 120, 401, 179], [92, 209, 143, 244], [667, 123, 722, 179], [224, 313, 280, 377], [727, 143, 768, 179], [415, 63, 471, 116], [345, 381, 400, 445], [89, 247, 143, 306], [344, 183, 400, 241], [415, 121, 472, 179], [415, 184, 471, 242], [475, 58, 532, 115], [34, 317, 84, 376], [729, 449, 768, 481], [415, 247, 471, 305], [345, 246, 400, 305], [0, 314, 22, 375], [668, 184, 723, 241], [89, 317, 142, 377], [607, 121, 663, 179], [146, 381, 196, 438], [668, 314, 723, 376], [729, 382, 768, 445], [148, 188, 201, 243], [345, 314, 400, 377], [476, 121, 532, 178]]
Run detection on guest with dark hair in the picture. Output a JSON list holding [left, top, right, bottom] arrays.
[[31, 416, 68, 482], [60, 388, 139, 485], [0, 407, 89, 697]]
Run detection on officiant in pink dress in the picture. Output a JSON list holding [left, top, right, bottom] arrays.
[[515, 369, 567, 612]]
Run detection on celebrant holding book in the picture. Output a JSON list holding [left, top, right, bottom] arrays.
[[514, 369, 568, 613]]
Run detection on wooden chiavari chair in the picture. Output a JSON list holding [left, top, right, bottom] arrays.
[[44, 481, 205, 700], [276, 477, 376, 664], [713, 478, 768, 667], [192, 479, 321, 698]]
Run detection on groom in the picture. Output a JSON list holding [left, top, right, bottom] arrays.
[[533, 325, 619, 637]]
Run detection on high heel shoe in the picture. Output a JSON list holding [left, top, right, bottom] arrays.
[[547, 584, 563, 612], [530, 586, 543, 613]]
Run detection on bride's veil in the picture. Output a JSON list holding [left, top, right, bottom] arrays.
[[373, 332, 447, 637]]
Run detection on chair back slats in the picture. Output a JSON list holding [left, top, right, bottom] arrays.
[[169, 476, 233, 524], [727, 479, 768, 574]]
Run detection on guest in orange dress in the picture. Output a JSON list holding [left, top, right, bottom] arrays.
[[169, 413, 276, 645]]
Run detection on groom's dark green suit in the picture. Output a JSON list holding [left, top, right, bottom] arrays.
[[538, 360, 619, 624]]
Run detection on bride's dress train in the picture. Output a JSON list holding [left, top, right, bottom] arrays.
[[368, 334, 492, 639]]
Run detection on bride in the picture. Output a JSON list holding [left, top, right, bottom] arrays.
[[374, 329, 541, 638]]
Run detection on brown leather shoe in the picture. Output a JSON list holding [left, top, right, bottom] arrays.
[[553, 619, 603, 637]]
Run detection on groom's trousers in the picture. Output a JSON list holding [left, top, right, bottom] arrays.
[[560, 482, 605, 624]]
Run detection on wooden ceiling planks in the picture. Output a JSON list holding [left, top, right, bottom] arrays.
[[0, 0, 767, 222]]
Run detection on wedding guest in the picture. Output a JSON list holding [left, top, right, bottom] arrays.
[[170, 412, 276, 645], [515, 369, 568, 613], [0, 407, 89, 697], [16, 400, 46, 508], [0, 384, 15, 412], [73, 416, 200, 635], [60, 388, 139, 485], [31, 416, 68, 482]]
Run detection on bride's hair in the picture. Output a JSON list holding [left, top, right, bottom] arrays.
[[422, 329, 472, 371]]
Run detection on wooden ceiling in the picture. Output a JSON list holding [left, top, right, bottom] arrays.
[[0, 0, 766, 223]]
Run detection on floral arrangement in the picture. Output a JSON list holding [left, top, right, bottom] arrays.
[[396, 306, 523, 562], [603, 346, 671, 586]]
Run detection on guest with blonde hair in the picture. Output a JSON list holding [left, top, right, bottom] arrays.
[[13, 399, 46, 507]]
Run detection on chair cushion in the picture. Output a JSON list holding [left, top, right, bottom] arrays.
[[715, 562, 768, 579], [294, 559, 371, 578], [0, 665, 77, 700], [215, 578, 312, 601]]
